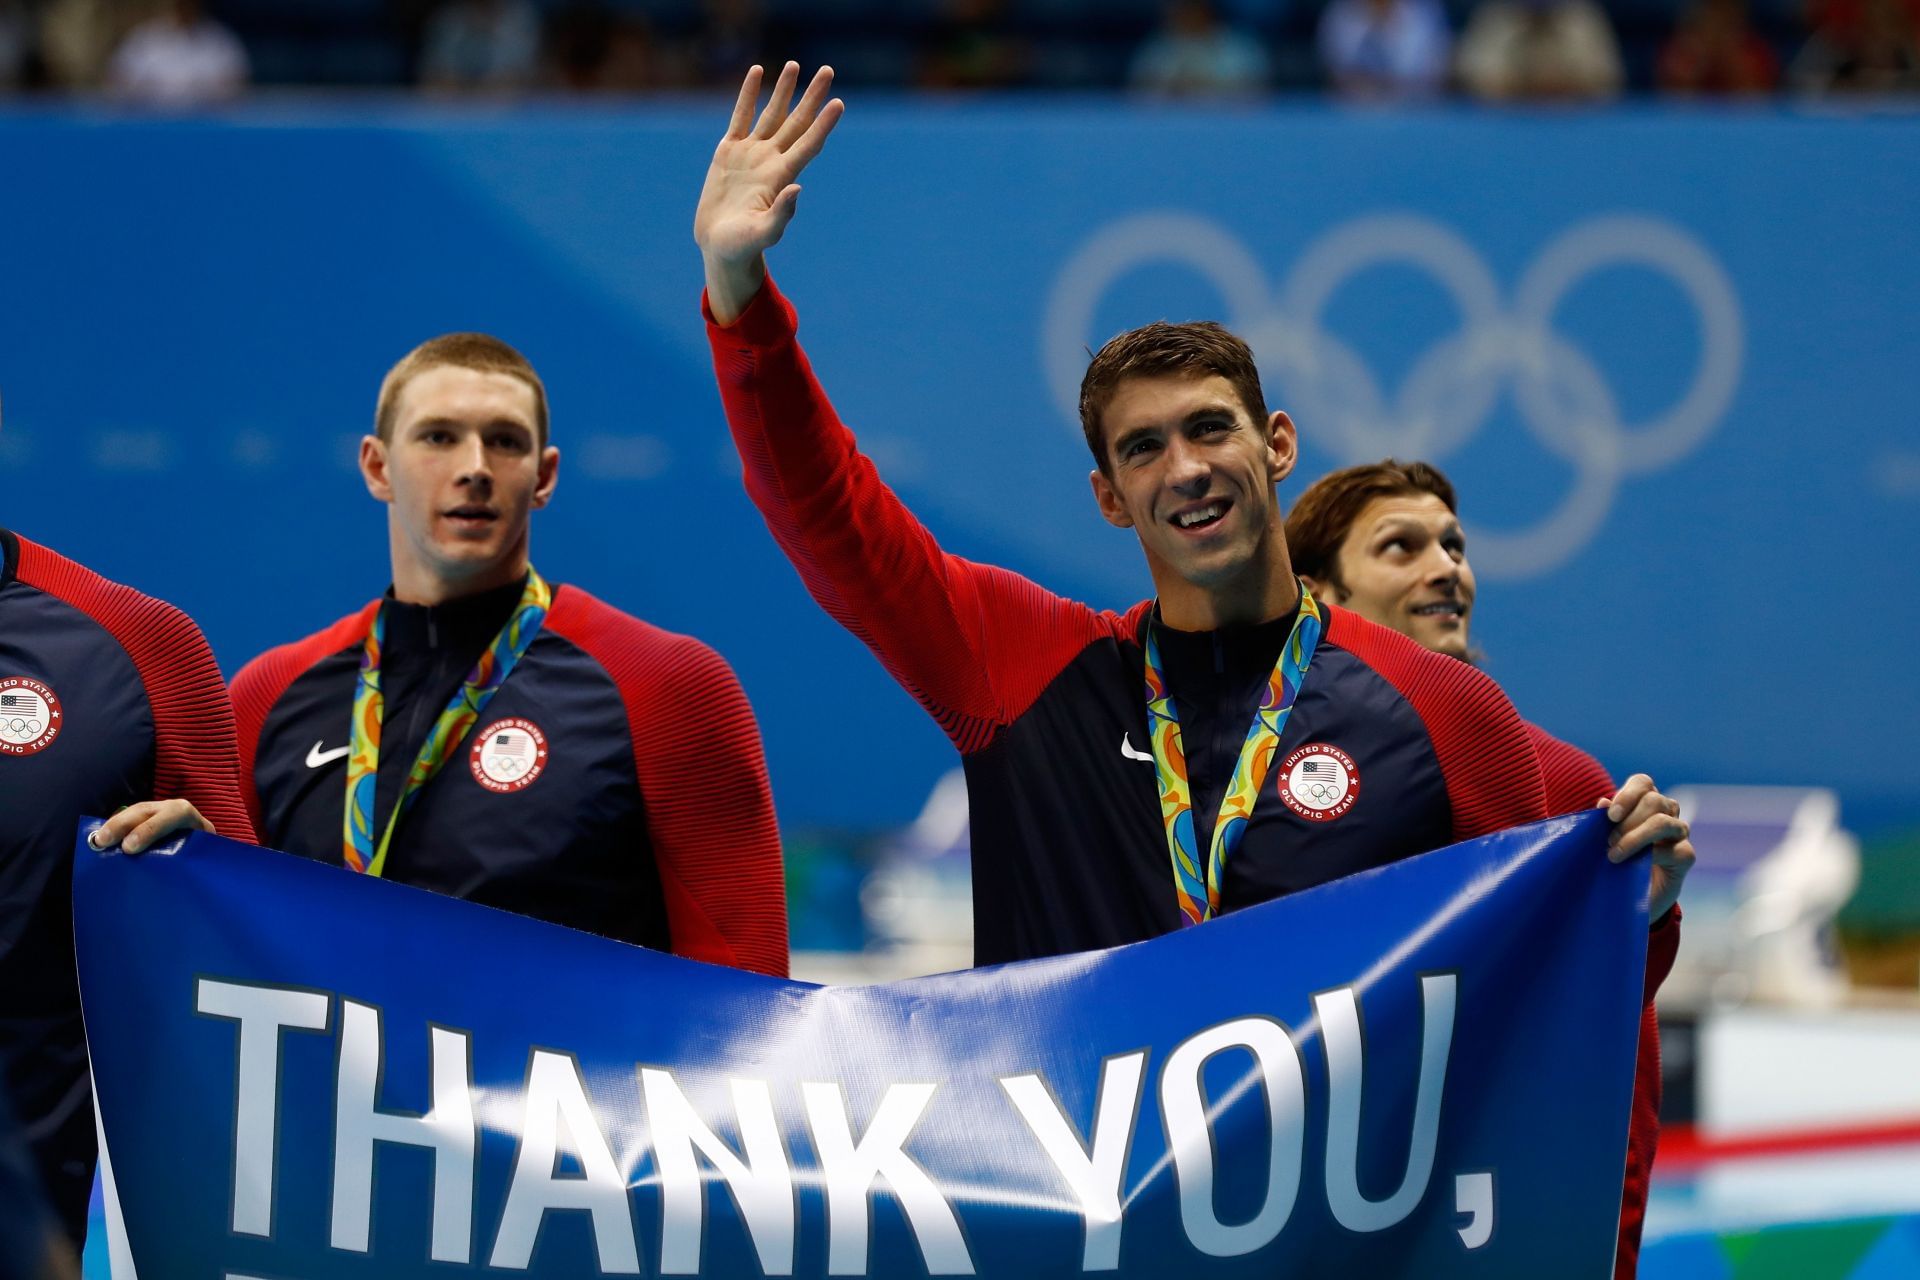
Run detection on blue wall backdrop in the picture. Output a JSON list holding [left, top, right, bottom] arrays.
[[2, 104, 1914, 832]]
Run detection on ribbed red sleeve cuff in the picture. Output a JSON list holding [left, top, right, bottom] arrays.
[[702, 274, 797, 348]]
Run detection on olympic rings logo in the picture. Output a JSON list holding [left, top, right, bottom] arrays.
[[1043, 213, 1744, 577], [1302, 781, 1341, 804]]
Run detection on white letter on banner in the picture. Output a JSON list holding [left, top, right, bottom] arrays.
[[1317, 975, 1456, 1234], [800, 1082, 974, 1276], [640, 1068, 795, 1276], [999, 1052, 1145, 1271], [489, 1051, 640, 1273], [1159, 1018, 1305, 1257], [194, 978, 331, 1237], [330, 1001, 476, 1261]]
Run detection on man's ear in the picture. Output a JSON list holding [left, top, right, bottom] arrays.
[[1298, 573, 1344, 605], [531, 445, 561, 510], [359, 436, 393, 503], [1089, 467, 1134, 529], [1266, 409, 1298, 485]]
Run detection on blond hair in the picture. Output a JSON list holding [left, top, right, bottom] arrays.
[[375, 333, 549, 447]]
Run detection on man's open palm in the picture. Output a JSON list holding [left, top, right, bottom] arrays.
[[697, 63, 843, 271]]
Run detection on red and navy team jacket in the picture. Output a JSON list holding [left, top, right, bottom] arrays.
[[707, 279, 1552, 967], [230, 577, 788, 977], [0, 527, 255, 1247]]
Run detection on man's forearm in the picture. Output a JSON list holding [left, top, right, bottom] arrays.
[[704, 251, 768, 327]]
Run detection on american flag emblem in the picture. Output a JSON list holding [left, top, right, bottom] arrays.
[[0, 678, 61, 754], [1279, 743, 1360, 822], [471, 718, 547, 793]]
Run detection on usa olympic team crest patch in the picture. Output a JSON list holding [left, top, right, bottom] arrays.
[[1279, 742, 1359, 821], [470, 717, 547, 793], [0, 676, 62, 756]]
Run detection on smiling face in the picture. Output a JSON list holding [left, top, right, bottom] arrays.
[[1325, 491, 1476, 659], [1088, 372, 1299, 628], [360, 364, 559, 605]]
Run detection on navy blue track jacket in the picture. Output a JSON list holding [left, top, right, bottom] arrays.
[[0, 527, 254, 1248], [230, 577, 789, 976]]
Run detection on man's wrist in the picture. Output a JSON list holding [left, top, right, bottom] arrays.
[[703, 252, 767, 327]]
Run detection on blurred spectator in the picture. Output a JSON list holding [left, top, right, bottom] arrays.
[[420, 0, 540, 93], [1318, 0, 1454, 100], [1, 1, 30, 88], [1129, 0, 1273, 96], [1658, 0, 1779, 94], [104, 0, 246, 105], [921, 0, 1029, 91], [1791, 0, 1920, 91], [547, 2, 654, 92], [1456, 0, 1623, 99], [688, 0, 768, 88], [39, 0, 138, 89]]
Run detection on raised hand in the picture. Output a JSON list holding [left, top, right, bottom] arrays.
[[696, 62, 844, 324]]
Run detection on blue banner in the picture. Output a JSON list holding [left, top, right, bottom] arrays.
[[76, 812, 1647, 1277]]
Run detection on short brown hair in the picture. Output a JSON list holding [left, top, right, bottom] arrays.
[[374, 333, 549, 448], [1078, 321, 1267, 471], [1285, 460, 1458, 592]]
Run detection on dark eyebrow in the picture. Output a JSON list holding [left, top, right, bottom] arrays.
[[1182, 403, 1239, 427], [1110, 403, 1239, 459], [1372, 515, 1465, 544], [1109, 424, 1158, 459]]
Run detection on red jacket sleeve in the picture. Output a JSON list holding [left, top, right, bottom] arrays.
[[546, 590, 789, 978], [135, 618, 255, 842], [634, 639, 788, 978], [119, 606, 255, 845], [230, 604, 378, 837], [230, 654, 289, 836], [1525, 721, 1616, 816], [1616, 907, 1681, 1280], [1325, 605, 1547, 840], [707, 277, 1124, 754], [16, 539, 257, 846]]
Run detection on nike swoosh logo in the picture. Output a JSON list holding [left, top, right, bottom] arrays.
[[306, 742, 351, 769], [1121, 733, 1153, 763]]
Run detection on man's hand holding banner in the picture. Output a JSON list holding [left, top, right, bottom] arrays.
[[75, 811, 1646, 1277]]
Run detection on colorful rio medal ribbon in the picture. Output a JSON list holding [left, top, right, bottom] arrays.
[[342, 569, 552, 877], [1143, 585, 1322, 925]]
